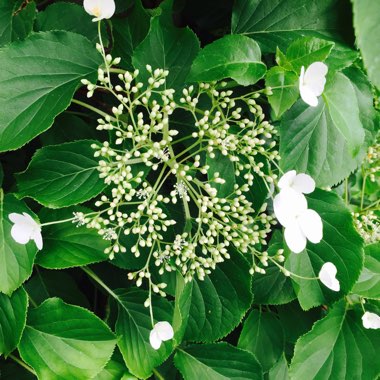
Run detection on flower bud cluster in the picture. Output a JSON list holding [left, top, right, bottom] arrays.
[[80, 59, 280, 291], [353, 211, 380, 244]]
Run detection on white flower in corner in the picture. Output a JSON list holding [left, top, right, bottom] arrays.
[[319, 262, 340, 292], [362, 312, 380, 329], [83, 0, 115, 21], [299, 62, 328, 107], [149, 321, 174, 350], [9, 213, 43, 250]]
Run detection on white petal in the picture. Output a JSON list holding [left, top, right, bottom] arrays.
[[22, 212, 40, 228], [284, 223, 307, 254], [292, 173, 315, 194], [319, 262, 340, 292], [9, 213, 27, 224], [300, 84, 319, 107], [299, 66, 305, 85], [304, 62, 328, 96], [298, 209, 323, 244], [278, 170, 297, 190], [33, 231, 43, 250], [155, 321, 174, 341], [362, 312, 380, 329], [273, 188, 307, 227], [83, 0, 115, 19], [149, 329, 162, 350], [11, 224, 31, 245]]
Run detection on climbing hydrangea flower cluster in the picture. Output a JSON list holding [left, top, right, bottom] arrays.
[[79, 55, 280, 288]]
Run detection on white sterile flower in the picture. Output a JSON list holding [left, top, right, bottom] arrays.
[[278, 170, 315, 194], [273, 188, 323, 253], [149, 321, 174, 350], [362, 311, 380, 329], [299, 62, 328, 107], [9, 213, 43, 250], [319, 262, 340, 292], [83, 0, 115, 21]]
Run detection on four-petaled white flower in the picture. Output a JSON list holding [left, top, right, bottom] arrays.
[[149, 321, 174, 350], [9, 213, 43, 250], [299, 62, 328, 107], [274, 171, 323, 253], [319, 262, 340, 292], [362, 311, 380, 329], [83, 0, 115, 22]]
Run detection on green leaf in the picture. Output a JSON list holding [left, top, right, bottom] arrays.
[[188, 34, 266, 86], [285, 189, 363, 310], [267, 355, 289, 380], [184, 251, 252, 342], [132, 14, 199, 90], [112, 0, 150, 70], [114, 289, 174, 379], [19, 298, 116, 380], [352, 243, 380, 300], [353, 0, 380, 88], [284, 37, 334, 73], [265, 67, 298, 119], [0, 191, 39, 295], [35, 2, 100, 43], [252, 231, 296, 305], [289, 300, 380, 380], [35, 207, 108, 269], [206, 150, 236, 198], [0, 286, 28, 356], [174, 342, 263, 380], [94, 352, 137, 380], [325, 43, 359, 74], [231, 0, 352, 53], [238, 310, 285, 372], [16, 140, 105, 208], [24, 268, 90, 308], [0, 31, 101, 152], [0, 0, 36, 46], [279, 71, 367, 187]]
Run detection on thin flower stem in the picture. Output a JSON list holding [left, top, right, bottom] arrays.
[[81, 267, 119, 301], [268, 256, 319, 281], [71, 98, 116, 121], [9, 354, 36, 376], [360, 174, 367, 210], [109, 68, 126, 74], [344, 178, 349, 205]]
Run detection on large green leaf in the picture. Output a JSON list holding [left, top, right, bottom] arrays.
[[352, 243, 380, 300], [0, 0, 36, 46], [285, 189, 363, 310], [0, 286, 28, 356], [35, 2, 100, 43], [184, 251, 252, 342], [132, 12, 199, 90], [251, 231, 296, 305], [289, 300, 380, 380], [231, 0, 352, 53], [16, 140, 105, 208], [0, 191, 39, 295], [238, 310, 284, 372], [279, 70, 368, 187], [188, 34, 266, 86], [353, 0, 380, 89], [0, 31, 101, 152], [112, 0, 150, 70], [18, 298, 116, 380], [114, 289, 174, 379], [174, 342, 263, 380], [36, 207, 108, 269]]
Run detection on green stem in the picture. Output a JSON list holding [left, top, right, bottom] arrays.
[[344, 178, 349, 205], [9, 354, 36, 376], [82, 267, 119, 300], [152, 368, 166, 380], [360, 174, 367, 210], [109, 68, 126, 74], [72, 99, 116, 121]]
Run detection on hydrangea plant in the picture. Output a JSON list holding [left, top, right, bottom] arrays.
[[0, 0, 379, 379]]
